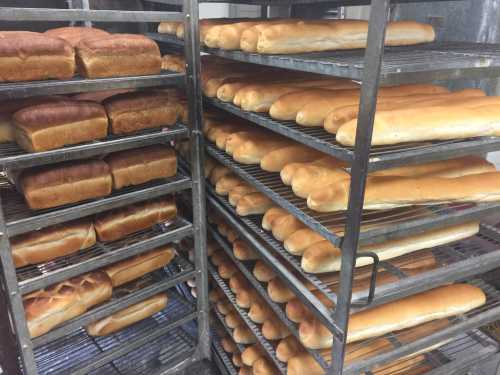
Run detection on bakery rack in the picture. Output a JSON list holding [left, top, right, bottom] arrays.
[[152, 0, 500, 374], [0, 2, 210, 375]]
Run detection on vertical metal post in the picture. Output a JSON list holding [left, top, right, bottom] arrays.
[[0, 197, 37, 374], [260, 5, 268, 18], [183, 0, 211, 361], [81, 0, 92, 27], [0, 282, 22, 375], [330, 0, 390, 374]]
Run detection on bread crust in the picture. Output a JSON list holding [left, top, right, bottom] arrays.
[[44, 27, 110, 47]]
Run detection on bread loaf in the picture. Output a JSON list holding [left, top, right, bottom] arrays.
[[284, 228, 326, 256], [0, 31, 75, 82], [218, 261, 238, 279], [233, 137, 293, 165], [158, 21, 182, 35], [204, 21, 262, 49], [263, 318, 290, 340], [250, 20, 435, 54], [24, 271, 112, 337], [236, 193, 274, 216], [161, 54, 185, 72], [86, 293, 167, 336], [12, 219, 96, 268], [215, 124, 255, 150], [221, 337, 238, 353], [267, 278, 296, 304], [299, 283, 485, 349], [209, 288, 224, 303], [281, 156, 347, 187], [296, 84, 448, 127], [241, 344, 264, 366], [106, 145, 177, 189], [253, 260, 276, 282], [276, 336, 304, 363], [236, 289, 259, 309], [233, 326, 257, 344], [44, 27, 110, 47], [226, 311, 244, 329], [260, 145, 323, 173], [216, 174, 245, 195], [253, 358, 279, 375], [248, 300, 273, 324], [228, 184, 258, 206], [239, 366, 252, 375], [286, 290, 330, 323], [104, 91, 179, 135], [104, 246, 175, 287], [21, 159, 112, 210], [76, 34, 161, 78], [230, 274, 250, 294], [13, 99, 108, 152], [280, 159, 322, 186], [290, 164, 350, 199], [233, 240, 259, 261], [308, 172, 500, 212], [324, 88, 486, 133], [337, 100, 500, 146], [210, 165, 231, 185], [271, 215, 307, 242], [240, 20, 302, 52], [225, 130, 269, 155], [94, 196, 177, 242], [261, 207, 288, 231], [302, 221, 479, 273]]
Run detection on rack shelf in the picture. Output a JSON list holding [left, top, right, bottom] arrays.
[[212, 330, 239, 375], [212, 307, 246, 353], [0, 124, 188, 170], [2, 173, 191, 237], [0, 71, 184, 101], [17, 219, 193, 295], [33, 260, 195, 348], [208, 262, 287, 375]]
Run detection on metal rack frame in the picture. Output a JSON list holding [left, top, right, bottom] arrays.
[[0, 2, 210, 374], [150, 0, 500, 373]]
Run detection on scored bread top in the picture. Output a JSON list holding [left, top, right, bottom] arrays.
[[44, 27, 110, 47], [0, 31, 74, 57], [77, 34, 160, 56]]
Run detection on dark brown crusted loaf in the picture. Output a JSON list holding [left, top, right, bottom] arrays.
[[20, 159, 112, 210]]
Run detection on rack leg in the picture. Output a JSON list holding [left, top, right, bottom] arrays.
[[184, 0, 211, 361], [0, 284, 22, 375], [329, 0, 390, 374]]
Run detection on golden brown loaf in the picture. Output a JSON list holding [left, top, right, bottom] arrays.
[[242, 344, 264, 366], [24, 271, 112, 337], [94, 196, 177, 242], [13, 100, 108, 152], [217, 300, 234, 316], [0, 31, 75, 82], [299, 283, 485, 349], [11, 219, 96, 268], [247, 20, 435, 54], [44, 27, 110, 47], [248, 299, 273, 324], [76, 34, 161, 78], [21, 159, 112, 210], [104, 91, 179, 135], [218, 261, 238, 279], [210, 165, 232, 185], [161, 54, 185, 72], [221, 337, 238, 353], [236, 289, 259, 309], [253, 260, 276, 282], [260, 145, 323, 173], [104, 246, 175, 287], [261, 207, 287, 231], [233, 325, 257, 344], [236, 193, 274, 216], [0, 95, 69, 115], [157, 21, 182, 35], [276, 336, 304, 363], [204, 21, 262, 49], [233, 240, 258, 261], [228, 184, 258, 207], [86, 293, 167, 336], [105, 145, 177, 189], [215, 174, 245, 195]]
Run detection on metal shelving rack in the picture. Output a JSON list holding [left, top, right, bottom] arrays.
[[152, 0, 500, 374], [0, 2, 209, 374]]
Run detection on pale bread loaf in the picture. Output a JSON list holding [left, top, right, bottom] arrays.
[[271, 214, 306, 242], [226, 311, 244, 329], [260, 145, 323, 172], [241, 344, 264, 366], [216, 174, 245, 195], [236, 193, 274, 216], [236, 289, 259, 309], [229, 184, 258, 206], [218, 260, 238, 279], [261, 207, 288, 231], [233, 240, 259, 261], [248, 300, 273, 324], [232, 353, 243, 368], [276, 336, 304, 363], [262, 318, 291, 340], [233, 138, 293, 165]]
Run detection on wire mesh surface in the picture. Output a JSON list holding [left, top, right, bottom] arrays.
[[33, 290, 196, 375], [206, 143, 500, 246], [211, 330, 239, 375]]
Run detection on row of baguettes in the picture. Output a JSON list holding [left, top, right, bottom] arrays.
[[12, 195, 177, 268], [158, 19, 435, 54], [0, 28, 162, 82], [185, 55, 500, 146], [17, 144, 177, 210], [0, 90, 184, 152], [24, 244, 175, 338]]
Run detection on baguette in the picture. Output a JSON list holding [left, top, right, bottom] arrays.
[[253, 260, 276, 282], [284, 228, 326, 255], [260, 145, 323, 172], [271, 215, 306, 242], [252, 20, 435, 54], [324, 88, 486, 133], [44, 27, 110, 47], [24, 271, 112, 338], [233, 326, 257, 344], [222, 337, 238, 354], [218, 261, 238, 279], [211, 251, 229, 267], [299, 283, 485, 349], [337, 101, 500, 146], [233, 240, 259, 261], [291, 165, 350, 199], [216, 174, 245, 195], [204, 21, 262, 49], [209, 165, 232, 185], [228, 184, 258, 206], [286, 290, 330, 323], [226, 228, 239, 243], [209, 288, 224, 303], [94, 196, 177, 242], [215, 124, 255, 150], [106, 146, 177, 189], [281, 156, 348, 187], [86, 293, 167, 336], [241, 344, 264, 366], [280, 159, 325, 185], [233, 138, 293, 165], [240, 20, 301, 52], [296, 84, 449, 127], [230, 274, 250, 294], [276, 336, 304, 363], [226, 311, 244, 329], [225, 130, 271, 156], [263, 318, 291, 340], [12, 219, 96, 268], [261, 207, 288, 231], [308, 172, 500, 212], [248, 300, 273, 324], [253, 358, 279, 375], [267, 278, 296, 304], [104, 246, 175, 287], [21, 159, 112, 210], [236, 193, 274, 216]]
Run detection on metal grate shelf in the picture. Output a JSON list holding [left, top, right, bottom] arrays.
[[212, 306, 246, 353], [17, 219, 193, 295], [208, 262, 287, 375], [0, 71, 184, 100], [0, 124, 188, 170], [206, 143, 500, 247], [205, 97, 500, 172], [1, 173, 192, 237], [32, 257, 195, 348], [211, 330, 239, 375], [34, 291, 196, 375]]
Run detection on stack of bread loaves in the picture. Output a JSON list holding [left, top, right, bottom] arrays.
[[158, 19, 435, 54], [0, 27, 162, 82]]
